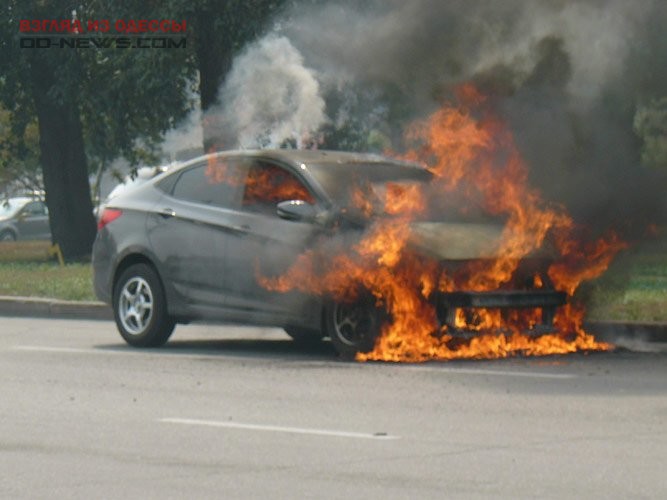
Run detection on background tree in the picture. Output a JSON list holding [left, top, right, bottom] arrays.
[[176, 0, 286, 150], [0, 106, 42, 194], [0, 0, 305, 261], [634, 98, 667, 171], [0, 0, 195, 260]]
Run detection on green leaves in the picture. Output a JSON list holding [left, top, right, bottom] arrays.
[[634, 98, 667, 170]]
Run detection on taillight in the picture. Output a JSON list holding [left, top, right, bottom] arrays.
[[97, 208, 123, 231]]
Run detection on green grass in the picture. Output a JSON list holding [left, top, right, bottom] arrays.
[[0, 261, 96, 301], [0, 241, 95, 301], [579, 236, 667, 322]]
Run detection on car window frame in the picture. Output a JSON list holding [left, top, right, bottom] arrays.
[[157, 154, 327, 216], [20, 201, 47, 217], [162, 160, 244, 210], [234, 157, 320, 218]]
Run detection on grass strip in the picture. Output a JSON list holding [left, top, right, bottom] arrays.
[[0, 261, 95, 301]]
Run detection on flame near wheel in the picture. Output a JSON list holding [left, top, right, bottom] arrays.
[[326, 299, 383, 360]]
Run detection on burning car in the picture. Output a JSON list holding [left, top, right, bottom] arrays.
[[93, 149, 569, 359]]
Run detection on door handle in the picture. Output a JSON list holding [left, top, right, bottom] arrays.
[[160, 208, 176, 218]]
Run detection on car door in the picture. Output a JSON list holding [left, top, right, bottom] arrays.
[[146, 160, 243, 315], [16, 201, 50, 240], [222, 159, 323, 323]]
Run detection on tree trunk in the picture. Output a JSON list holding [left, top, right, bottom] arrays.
[[30, 61, 97, 262], [195, 9, 233, 152]]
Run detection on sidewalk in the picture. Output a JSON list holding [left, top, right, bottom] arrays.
[[0, 294, 665, 343]]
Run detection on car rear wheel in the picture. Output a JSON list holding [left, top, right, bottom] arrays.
[[325, 298, 383, 360], [113, 263, 175, 347], [0, 230, 16, 241]]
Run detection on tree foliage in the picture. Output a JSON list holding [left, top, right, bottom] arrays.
[[0, 106, 42, 194], [173, 0, 286, 149], [634, 98, 667, 171], [0, 0, 288, 258], [0, 0, 196, 259]]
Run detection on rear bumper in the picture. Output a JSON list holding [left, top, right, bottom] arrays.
[[91, 234, 113, 305]]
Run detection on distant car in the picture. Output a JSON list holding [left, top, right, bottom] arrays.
[[92, 150, 565, 358], [0, 197, 51, 241]]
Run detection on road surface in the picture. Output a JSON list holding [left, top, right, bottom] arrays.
[[1, 317, 665, 499]]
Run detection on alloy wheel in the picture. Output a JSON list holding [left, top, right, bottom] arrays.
[[118, 276, 154, 335], [332, 302, 376, 347]]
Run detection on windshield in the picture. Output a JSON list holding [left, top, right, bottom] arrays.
[[0, 199, 27, 219], [306, 161, 432, 211]]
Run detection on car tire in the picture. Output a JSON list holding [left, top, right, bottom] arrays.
[[284, 326, 324, 344], [0, 230, 17, 242], [113, 263, 175, 347], [324, 298, 383, 360]]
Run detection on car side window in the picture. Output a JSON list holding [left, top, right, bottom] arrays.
[[171, 162, 240, 209], [241, 161, 314, 215], [23, 201, 47, 216]]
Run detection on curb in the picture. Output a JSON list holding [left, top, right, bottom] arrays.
[[0, 296, 665, 343], [585, 321, 667, 344], [0, 295, 112, 321]]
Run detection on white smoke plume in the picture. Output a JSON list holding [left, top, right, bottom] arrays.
[[210, 34, 325, 149], [161, 104, 204, 161]]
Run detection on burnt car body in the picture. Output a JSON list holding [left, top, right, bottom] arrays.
[[92, 150, 564, 358], [0, 197, 51, 241]]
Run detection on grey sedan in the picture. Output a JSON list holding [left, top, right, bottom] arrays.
[[92, 150, 564, 358]]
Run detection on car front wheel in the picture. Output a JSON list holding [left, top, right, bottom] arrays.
[[0, 230, 16, 241], [324, 298, 383, 360], [113, 263, 175, 347]]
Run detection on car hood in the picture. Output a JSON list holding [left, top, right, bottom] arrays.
[[408, 221, 554, 260]]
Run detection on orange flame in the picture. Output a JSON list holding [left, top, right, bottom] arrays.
[[262, 85, 624, 362], [205, 155, 314, 205], [243, 163, 314, 206]]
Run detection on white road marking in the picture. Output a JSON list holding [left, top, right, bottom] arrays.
[[11, 345, 579, 379], [159, 417, 399, 440], [403, 365, 578, 379]]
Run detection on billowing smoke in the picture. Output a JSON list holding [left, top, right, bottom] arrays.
[[161, 104, 204, 161], [200, 0, 667, 233], [280, 0, 666, 229], [206, 35, 325, 149]]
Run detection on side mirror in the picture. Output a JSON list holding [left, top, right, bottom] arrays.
[[277, 200, 317, 223]]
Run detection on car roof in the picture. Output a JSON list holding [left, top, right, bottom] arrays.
[[243, 149, 406, 167], [181, 149, 424, 171], [2, 196, 37, 206], [155, 149, 431, 206]]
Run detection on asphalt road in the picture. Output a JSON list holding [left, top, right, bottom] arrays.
[[1, 317, 666, 499]]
